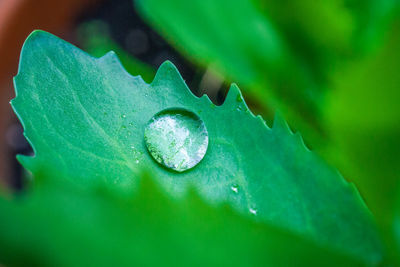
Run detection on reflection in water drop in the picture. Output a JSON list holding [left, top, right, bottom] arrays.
[[249, 208, 257, 215], [144, 108, 209, 172], [231, 184, 239, 193]]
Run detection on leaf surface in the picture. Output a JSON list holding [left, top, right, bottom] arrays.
[[12, 31, 382, 263]]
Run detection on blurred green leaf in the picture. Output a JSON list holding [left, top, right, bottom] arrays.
[[136, 0, 326, 139], [134, 0, 399, 147], [12, 31, 382, 263], [394, 193, 400, 255], [77, 20, 155, 83], [325, 17, 400, 226], [255, 0, 399, 55], [0, 172, 364, 266], [324, 17, 400, 264]]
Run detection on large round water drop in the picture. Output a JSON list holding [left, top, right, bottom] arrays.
[[144, 108, 209, 172]]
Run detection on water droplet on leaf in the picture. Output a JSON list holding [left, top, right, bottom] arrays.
[[249, 208, 257, 215], [231, 184, 239, 193], [237, 106, 245, 112], [144, 108, 208, 172]]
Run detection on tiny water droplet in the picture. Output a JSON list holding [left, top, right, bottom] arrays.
[[144, 108, 208, 172], [121, 114, 126, 119], [231, 184, 239, 193], [237, 106, 245, 112], [249, 208, 257, 215], [135, 160, 139, 164]]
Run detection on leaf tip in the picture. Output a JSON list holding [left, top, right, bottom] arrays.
[[272, 113, 311, 151], [272, 112, 291, 132], [150, 61, 197, 99], [16, 154, 35, 173], [155, 60, 179, 77], [20, 30, 56, 56], [223, 83, 250, 111], [152, 61, 181, 84], [294, 132, 311, 152], [24, 29, 48, 43]]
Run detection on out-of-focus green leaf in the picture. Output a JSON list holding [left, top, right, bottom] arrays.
[[254, 0, 354, 79], [77, 20, 155, 82], [12, 31, 382, 263], [258, 0, 354, 49], [394, 193, 400, 256], [324, 17, 400, 265], [136, 0, 325, 139], [0, 172, 364, 267], [325, 18, 400, 222], [134, 0, 398, 141], [255, 0, 399, 55], [344, 0, 399, 50]]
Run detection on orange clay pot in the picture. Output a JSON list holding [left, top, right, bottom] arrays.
[[0, 0, 102, 186]]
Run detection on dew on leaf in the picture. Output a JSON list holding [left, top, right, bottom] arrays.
[[249, 208, 257, 215], [231, 184, 239, 193], [144, 108, 208, 172]]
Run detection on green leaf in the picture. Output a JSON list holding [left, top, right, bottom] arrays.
[[0, 172, 363, 266], [12, 30, 382, 263], [253, 0, 355, 77], [323, 17, 400, 264], [389, 190, 400, 264], [135, 0, 325, 139], [395, 193, 400, 255], [254, 0, 399, 54], [325, 17, 400, 219]]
